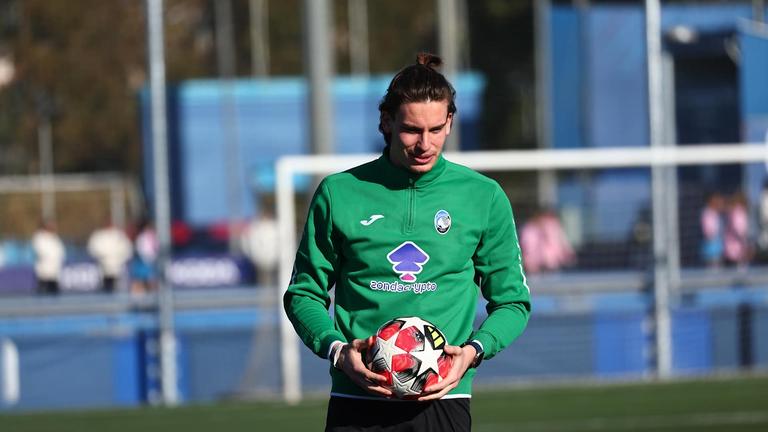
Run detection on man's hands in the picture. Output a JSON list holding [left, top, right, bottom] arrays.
[[335, 336, 393, 398], [417, 343, 476, 401], [335, 338, 476, 401]]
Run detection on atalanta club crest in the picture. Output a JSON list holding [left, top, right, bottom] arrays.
[[434, 210, 451, 234]]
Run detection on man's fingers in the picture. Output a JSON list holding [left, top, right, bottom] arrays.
[[423, 372, 457, 394], [352, 336, 376, 350], [422, 345, 468, 394], [350, 339, 365, 351], [442, 344, 463, 356], [418, 392, 443, 401], [350, 375, 391, 396], [418, 382, 455, 401], [359, 367, 387, 383], [364, 384, 393, 397], [365, 335, 376, 347], [424, 366, 458, 393]]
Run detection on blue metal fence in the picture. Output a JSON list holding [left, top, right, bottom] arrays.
[[1, 283, 766, 411]]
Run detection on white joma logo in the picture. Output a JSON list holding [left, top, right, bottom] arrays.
[[360, 214, 384, 226]]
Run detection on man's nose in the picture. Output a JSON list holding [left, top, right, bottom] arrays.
[[418, 131, 430, 148]]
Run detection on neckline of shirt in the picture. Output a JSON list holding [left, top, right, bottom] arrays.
[[376, 146, 447, 189]]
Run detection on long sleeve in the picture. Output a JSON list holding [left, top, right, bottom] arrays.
[[471, 185, 531, 359], [283, 180, 346, 359]]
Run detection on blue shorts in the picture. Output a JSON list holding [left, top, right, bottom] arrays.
[[701, 239, 723, 262], [130, 258, 155, 281]]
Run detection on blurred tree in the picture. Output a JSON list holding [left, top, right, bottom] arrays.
[[4, 0, 146, 174], [0, 0, 21, 173], [467, 1, 535, 150], [0, 0, 219, 176], [366, 0, 437, 73], [0, 0, 536, 178], [258, 0, 303, 75], [165, 0, 216, 79]]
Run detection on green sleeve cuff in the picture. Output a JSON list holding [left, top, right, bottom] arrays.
[[470, 331, 498, 359], [319, 331, 347, 359]]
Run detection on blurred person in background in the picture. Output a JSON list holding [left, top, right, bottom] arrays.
[[539, 208, 574, 271], [130, 218, 158, 295], [240, 195, 279, 287], [520, 208, 574, 274], [31, 220, 65, 295], [520, 211, 545, 273], [88, 219, 133, 293], [724, 191, 751, 269], [700, 192, 725, 268], [284, 53, 530, 431]]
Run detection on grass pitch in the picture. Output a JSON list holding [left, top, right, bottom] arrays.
[[1, 375, 766, 432]]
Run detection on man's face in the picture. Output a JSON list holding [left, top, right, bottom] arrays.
[[382, 100, 453, 174]]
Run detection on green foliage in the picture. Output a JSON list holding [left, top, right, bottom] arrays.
[[0, 0, 536, 176], [468, 1, 535, 150], [4, 0, 146, 174]]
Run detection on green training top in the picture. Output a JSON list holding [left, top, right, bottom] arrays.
[[283, 150, 531, 399]]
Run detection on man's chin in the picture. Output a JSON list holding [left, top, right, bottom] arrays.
[[407, 162, 435, 174]]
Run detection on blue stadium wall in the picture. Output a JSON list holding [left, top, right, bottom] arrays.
[[140, 74, 485, 227], [548, 3, 768, 243], [1, 289, 767, 411]]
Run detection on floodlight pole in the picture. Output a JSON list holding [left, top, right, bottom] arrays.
[[305, 0, 335, 156], [249, 0, 270, 77], [646, 0, 673, 379], [535, 0, 556, 207], [214, 0, 244, 254], [37, 114, 56, 223], [147, 0, 179, 406], [348, 0, 370, 76], [437, 0, 461, 152]]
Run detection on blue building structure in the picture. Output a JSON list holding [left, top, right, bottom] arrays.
[[140, 74, 485, 228], [545, 2, 768, 266]]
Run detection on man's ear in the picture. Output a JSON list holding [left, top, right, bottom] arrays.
[[445, 113, 453, 136], [380, 112, 392, 133]]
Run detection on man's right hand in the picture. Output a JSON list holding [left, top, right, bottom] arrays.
[[335, 336, 392, 398]]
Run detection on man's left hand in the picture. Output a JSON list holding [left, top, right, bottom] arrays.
[[417, 343, 476, 401]]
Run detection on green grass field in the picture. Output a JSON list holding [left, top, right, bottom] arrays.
[[2, 375, 767, 432]]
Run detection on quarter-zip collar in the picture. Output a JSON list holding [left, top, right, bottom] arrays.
[[375, 146, 447, 189]]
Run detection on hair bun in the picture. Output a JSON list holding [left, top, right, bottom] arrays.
[[416, 52, 443, 70]]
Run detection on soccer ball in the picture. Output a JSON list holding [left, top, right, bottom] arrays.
[[367, 316, 453, 399]]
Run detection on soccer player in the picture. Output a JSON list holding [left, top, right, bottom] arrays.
[[284, 53, 531, 431]]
